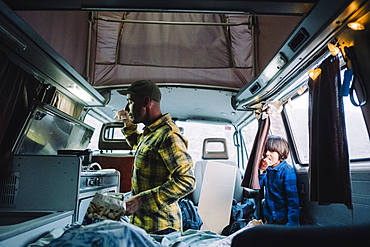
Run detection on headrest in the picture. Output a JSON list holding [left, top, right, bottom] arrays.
[[202, 138, 229, 159]]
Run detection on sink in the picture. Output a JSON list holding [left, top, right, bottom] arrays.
[[0, 211, 54, 226]]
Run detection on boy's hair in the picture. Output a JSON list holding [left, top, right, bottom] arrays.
[[265, 135, 290, 160]]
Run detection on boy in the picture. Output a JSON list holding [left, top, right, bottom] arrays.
[[259, 135, 300, 226]]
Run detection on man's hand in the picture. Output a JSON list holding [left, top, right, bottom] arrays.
[[124, 194, 142, 216], [115, 110, 134, 127]]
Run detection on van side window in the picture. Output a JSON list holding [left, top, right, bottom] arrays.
[[240, 119, 258, 163], [240, 106, 289, 170], [285, 90, 370, 164], [284, 92, 309, 164]]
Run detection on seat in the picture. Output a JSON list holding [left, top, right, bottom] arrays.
[[191, 138, 244, 205], [190, 138, 247, 233]]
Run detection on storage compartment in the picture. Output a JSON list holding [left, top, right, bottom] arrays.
[[14, 104, 94, 156], [0, 155, 120, 222]]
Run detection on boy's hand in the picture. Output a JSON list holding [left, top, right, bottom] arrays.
[[259, 158, 272, 171]]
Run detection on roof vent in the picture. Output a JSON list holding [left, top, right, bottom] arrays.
[[289, 28, 309, 52], [249, 81, 261, 95]]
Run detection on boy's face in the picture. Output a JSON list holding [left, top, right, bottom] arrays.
[[264, 150, 280, 168]]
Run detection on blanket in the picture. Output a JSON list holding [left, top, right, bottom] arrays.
[[27, 219, 263, 247]]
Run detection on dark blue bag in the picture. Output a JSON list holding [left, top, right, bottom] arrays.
[[221, 199, 255, 236], [230, 199, 255, 222], [178, 198, 203, 231]]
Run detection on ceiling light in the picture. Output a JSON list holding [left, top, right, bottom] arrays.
[[308, 68, 322, 80], [327, 43, 340, 56], [347, 22, 365, 30], [67, 86, 97, 105]]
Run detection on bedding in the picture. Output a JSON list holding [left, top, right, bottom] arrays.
[[27, 219, 263, 247]]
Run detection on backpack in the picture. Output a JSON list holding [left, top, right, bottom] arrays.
[[178, 198, 203, 231], [230, 199, 255, 222], [221, 199, 255, 236]]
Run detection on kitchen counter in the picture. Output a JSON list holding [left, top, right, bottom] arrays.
[[0, 210, 73, 247]]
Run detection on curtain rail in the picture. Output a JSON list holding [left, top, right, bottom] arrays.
[[94, 16, 250, 26]]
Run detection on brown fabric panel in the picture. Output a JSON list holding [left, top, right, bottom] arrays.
[[308, 55, 352, 209], [256, 15, 303, 74], [118, 12, 230, 68], [91, 12, 254, 88], [228, 15, 253, 68], [95, 12, 126, 64], [16, 11, 89, 77], [92, 64, 252, 88], [241, 114, 271, 189], [92, 155, 134, 193]]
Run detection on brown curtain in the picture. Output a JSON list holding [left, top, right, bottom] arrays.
[[241, 112, 270, 189], [308, 55, 352, 209], [51, 91, 85, 119], [0, 50, 43, 169]]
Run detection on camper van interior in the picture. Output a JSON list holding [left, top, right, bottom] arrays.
[[0, 0, 370, 246]]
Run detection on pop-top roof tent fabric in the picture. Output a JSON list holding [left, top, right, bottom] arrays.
[[16, 11, 303, 91], [90, 12, 253, 89]]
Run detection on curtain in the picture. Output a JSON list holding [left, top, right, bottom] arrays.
[[308, 55, 352, 209], [0, 50, 42, 169], [241, 111, 271, 189], [51, 91, 84, 119]]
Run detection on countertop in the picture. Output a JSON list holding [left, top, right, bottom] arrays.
[[0, 210, 73, 241]]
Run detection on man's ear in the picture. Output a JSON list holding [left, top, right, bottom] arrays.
[[142, 96, 151, 107]]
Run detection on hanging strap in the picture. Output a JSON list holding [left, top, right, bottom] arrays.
[[344, 46, 367, 106]]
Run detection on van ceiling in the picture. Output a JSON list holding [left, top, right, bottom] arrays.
[[4, 1, 318, 15], [13, 11, 304, 90], [5, 0, 316, 89], [2, 0, 336, 125]]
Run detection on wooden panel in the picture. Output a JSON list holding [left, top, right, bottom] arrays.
[[92, 155, 134, 193]]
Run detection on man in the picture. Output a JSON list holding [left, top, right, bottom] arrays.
[[116, 79, 196, 234]]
